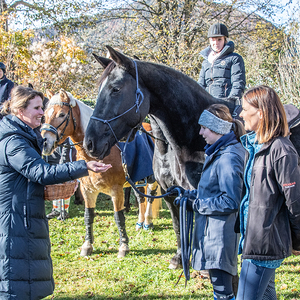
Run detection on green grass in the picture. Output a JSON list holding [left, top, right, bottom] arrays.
[[44, 194, 300, 300]]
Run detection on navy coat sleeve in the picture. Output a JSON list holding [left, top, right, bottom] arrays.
[[6, 136, 88, 185], [274, 152, 300, 250], [193, 152, 244, 216], [228, 54, 246, 99], [197, 65, 206, 89]]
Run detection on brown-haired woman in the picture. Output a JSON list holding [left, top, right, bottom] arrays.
[[0, 85, 111, 299], [236, 85, 300, 300]]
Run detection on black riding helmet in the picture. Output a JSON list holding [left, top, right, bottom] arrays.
[[0, 62, 6, 73], [207, 23, 228, 38]]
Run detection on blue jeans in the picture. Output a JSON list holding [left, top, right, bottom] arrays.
[[236, 260, 277, 300], [209, 269, 235, 300]]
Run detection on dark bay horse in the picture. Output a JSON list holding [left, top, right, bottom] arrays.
[[41, 89, 160, 258], [83, 47, 236, 268], [83, 47, 300, 269]]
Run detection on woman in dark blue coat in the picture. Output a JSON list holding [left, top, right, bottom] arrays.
[[198, 23, 246, 100], [0, 86, 111, 300], [169, 104, 245, 300]]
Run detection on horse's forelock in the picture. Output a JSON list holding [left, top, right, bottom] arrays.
[[48, 92, 77, 107]]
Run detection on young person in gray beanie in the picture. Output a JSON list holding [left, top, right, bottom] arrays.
[[171, 104, 245, 300]]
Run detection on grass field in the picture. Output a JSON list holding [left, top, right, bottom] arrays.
[[44, 193, 300, 300]]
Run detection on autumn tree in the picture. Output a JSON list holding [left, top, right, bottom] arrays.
[[79, 0, 292, 87], [0, 0, 104, 31]]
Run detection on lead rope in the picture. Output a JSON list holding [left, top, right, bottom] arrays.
[[174, 192, 194, 287]]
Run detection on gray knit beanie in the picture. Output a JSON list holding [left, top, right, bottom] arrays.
[[198, 110, 233, 135]]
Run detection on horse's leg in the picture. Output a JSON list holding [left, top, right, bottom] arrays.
[[133, 187, 146, 231], [163, 194, 182, 269], [123, 187, 131, 213], [143, 181, 159, 230], [80, 187, 98, 256], [74, 180, 84, 205], [111, 186, 129, 258]]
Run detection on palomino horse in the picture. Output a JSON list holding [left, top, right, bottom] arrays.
[[41, 89, 160, 258], [83, 47, 300, 269]]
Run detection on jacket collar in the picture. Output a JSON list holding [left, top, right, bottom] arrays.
[[200, 41, 235, 60], [0, 115, 43, 152]]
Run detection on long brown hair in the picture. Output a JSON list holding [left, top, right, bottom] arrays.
[[1, 86, 44, 116], [242, 85, 289, 143], [206, 103, 245, 142]]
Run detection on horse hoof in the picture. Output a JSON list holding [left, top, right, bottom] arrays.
[[80, 241, 93, 256], [143, 223, 154, 230], [136, 222, 144, 231], [117, 243, 129, 258], [168, 253, 182, 269]]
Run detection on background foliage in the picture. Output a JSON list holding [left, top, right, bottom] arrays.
[[0, 0, 299, 102]]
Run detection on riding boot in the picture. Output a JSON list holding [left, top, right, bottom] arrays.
[[114, 209, 129, 245], [84, 207, 94, 244]]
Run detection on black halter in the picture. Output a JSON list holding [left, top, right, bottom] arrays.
[[40, 102, 77, 146]]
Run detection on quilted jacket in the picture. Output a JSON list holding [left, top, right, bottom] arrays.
[[0, 115, 88, 299]]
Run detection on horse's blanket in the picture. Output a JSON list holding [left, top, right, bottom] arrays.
[[119, 129, 154, 182]]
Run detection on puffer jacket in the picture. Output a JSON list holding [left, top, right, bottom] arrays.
[[191, 138, 245, 275], [0, 115, 89, 300], [198, 41, 246, 99], [0, 75, 14, 104], [241, 135, 300, 260]]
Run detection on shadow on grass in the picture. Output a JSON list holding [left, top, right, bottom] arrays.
[[49, 294, 203, 300], [92, 247, 177, 256]]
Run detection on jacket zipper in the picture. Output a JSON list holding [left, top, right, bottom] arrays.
[[24, 179, 30, 229]]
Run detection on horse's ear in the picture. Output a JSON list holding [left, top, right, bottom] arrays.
[[59, 89, 69, 103], [46, 90, 54, 99], [92, 53, 112, 69], [106, 45, 134, 70]]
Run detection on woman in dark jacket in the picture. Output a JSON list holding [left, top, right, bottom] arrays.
[[198, 23, 246, 100], [0, 86, 111, 300], [236, 85, 300, 300], [170, 104, 245, 300]]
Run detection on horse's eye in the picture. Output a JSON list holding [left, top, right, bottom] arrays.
[[58, 113, 65, 118], [112, 87, 120, 93]]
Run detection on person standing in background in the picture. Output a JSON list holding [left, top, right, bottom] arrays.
[[0, 62, 15, 120], [198, 23, 246, 101]]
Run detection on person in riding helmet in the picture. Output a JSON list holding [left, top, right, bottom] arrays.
[[198, 23, 246, 100], [0, 62, 15, 107]]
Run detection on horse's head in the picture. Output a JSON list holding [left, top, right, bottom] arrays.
[[41, 89, 77, 156], [84, 46, 150, 160]]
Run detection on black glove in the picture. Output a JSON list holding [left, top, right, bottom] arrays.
[[167, 185, 185, 196], [182, 190, 196, 211]]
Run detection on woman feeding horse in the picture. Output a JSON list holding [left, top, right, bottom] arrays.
[[0, 85, 111, 300]]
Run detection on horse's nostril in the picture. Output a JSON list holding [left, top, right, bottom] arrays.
[[87, 140, 93, 152]]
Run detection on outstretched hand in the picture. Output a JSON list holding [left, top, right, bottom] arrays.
[[87, 161, 112, 173]]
